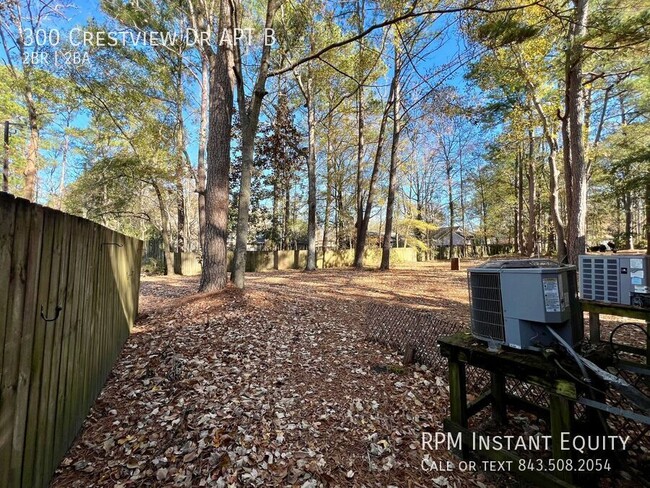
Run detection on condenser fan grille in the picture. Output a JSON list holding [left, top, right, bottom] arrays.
[[469, 272, 505, 341], [580, 256, 619, 303]]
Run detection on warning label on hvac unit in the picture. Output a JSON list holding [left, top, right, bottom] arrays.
[[543, 277, 561, 312]]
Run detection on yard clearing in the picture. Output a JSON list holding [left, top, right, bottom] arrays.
[[50, 261, 644, 487]]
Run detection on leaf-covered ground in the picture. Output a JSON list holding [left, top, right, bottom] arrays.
[[50, 261, 645, 487]]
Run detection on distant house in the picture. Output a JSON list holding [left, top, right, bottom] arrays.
[[315, 228, 338, 249], [432, 226, 474, 247]]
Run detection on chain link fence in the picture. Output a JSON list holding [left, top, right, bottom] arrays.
[[363, 301, 491, 393], [364, 301, 650, 459]]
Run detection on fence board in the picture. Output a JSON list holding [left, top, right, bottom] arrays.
[[0, 199, 29, 488], [0, 193, 142, 487], [22, 208, 56, 488], [79, 225, 96, 428], [68, 219, 92, 450], [9, 203, 44, 487], [0, 196, 16, 380], [60, 218, 85, 455], [53, 216, 83, 460], [35, 208, 65, 486], [42, 213, 72, 483]]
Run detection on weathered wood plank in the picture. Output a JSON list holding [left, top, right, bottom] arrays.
[[588, 312, 600, 343], [33, 208, 66, 486], [9, 202, 44, 487], [109, 231, 121, 382], [0, 196, 26, 488], [133, 239, 143, 322], [0, 193, 16, 380], [81, 225, 97, 416], [42, 213, 72, 484], [550, 394, 574, 483], [60, 217, 90, 455], [580, 300, 650, 322], [53, 216, 82, 459], [0, 196, 142, 488], [22, 207, 57, 488], [71, 223, 95, 438], [92, 228, 108, 399], [449, 359, 468, 427]]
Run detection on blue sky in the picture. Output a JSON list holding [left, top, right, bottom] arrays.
[[1, 1, 477, 205]]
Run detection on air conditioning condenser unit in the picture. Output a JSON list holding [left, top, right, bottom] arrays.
[[579, 254, 650, 309], [468, 260, 582, 351]]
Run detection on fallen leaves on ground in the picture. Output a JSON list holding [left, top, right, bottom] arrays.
[[50, 261, 645, 487], [51, 262, 505, 487]]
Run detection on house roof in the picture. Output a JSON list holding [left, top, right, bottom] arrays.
[[431, 226, 474, 240]]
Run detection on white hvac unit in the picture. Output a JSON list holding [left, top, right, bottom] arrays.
[[579, 254, 650, 308], [468, 260, 582, 351]]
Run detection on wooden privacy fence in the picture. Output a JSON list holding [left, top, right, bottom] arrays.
[[0, 192, 142, 488]]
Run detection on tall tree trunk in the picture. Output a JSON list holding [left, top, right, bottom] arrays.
[[623, 193, 634, 249], [354, 85, 365, 263], [517, 144, 524, 254], [548, 139, 568, 261], [197, 54, 209, 250], [525, 130, 537, 256], [336, 183, 343, 248], [477, 173, 488, 251], [231, 120, 255, 286], [58, 131, 69, 209], [381, 47, 401, 270], [199, 0, 236, 292], [460, 151, 467, 257], [513, 150, 519, 253], [446, 158, 454, 259], [284, 181, 290, 250], [175, 55, 187, 254], [354, 82, 394, 268], [645, 181, 650, 255], [564, 0, 589, 265], [230, 0, 278, 288], [305, 74, 317, 271], [153, 181, 175, 276], [322, 98, 333, 268], [527, 87, 567, 262], [175, 170, 186, 254], [618, 96, 633, 250], [2, 121, 8, 193], [272, 178, 279, 248], [4, 7, 40, 201], [353, 0, 366, 266], [24, 99, 39, 202]]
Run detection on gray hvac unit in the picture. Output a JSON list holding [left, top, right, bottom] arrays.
[[579, 254, 650, 308], [468, 260, 582, 351]]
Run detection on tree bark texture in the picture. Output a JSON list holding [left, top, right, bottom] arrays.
[[231, 0, 279, 287], [199, 0, 236, 292], [354, 82, 394, 268], [381, 46, 401, 270], [322, 95, 334, 268], [305, 74, 317, 271], [564, 0, 589, 265], [153, 181, 176, 276], [526, 130, 537, 256], [197, 54, 209, 250]]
